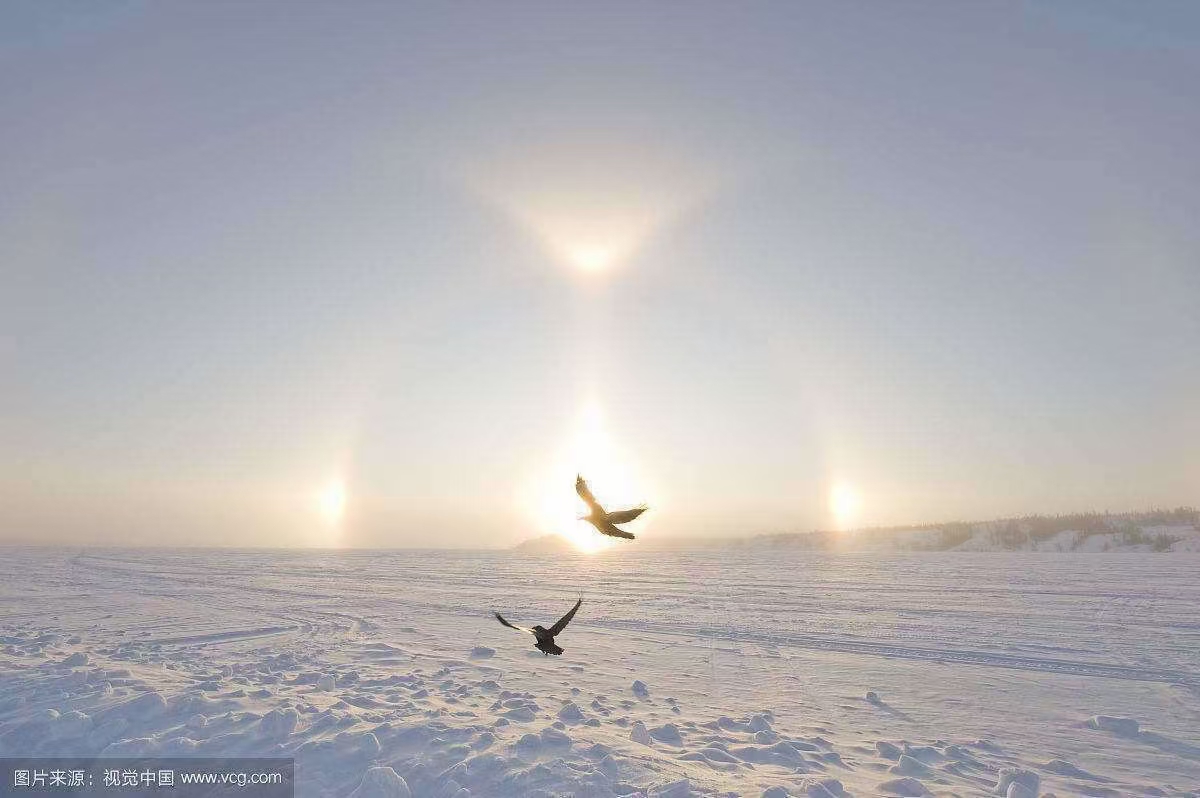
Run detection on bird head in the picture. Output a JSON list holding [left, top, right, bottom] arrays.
[[532, 625, 547, 634]]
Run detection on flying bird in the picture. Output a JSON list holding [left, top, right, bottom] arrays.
[[494, 597, 582, 656], [576, 474, 646, 540]]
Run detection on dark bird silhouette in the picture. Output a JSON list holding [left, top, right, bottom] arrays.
[[576, 474, 646, 540], [494, 597, 582, 656]]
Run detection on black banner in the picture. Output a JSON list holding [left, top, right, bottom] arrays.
[[0, 759, 293, 798]]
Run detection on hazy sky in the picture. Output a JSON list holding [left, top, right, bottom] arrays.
[[3, 3, 1198, 548]]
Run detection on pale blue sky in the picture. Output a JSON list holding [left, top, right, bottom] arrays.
[[2, 3, 1198, 547]]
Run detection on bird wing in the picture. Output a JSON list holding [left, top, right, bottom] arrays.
[[604, 506, 647, 525], [576, 475, 605, 514], [547, 597, 583, 636], [494, 612, 534, 635], [598, 521, 636, 540]]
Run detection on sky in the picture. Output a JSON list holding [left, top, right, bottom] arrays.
[[2, 2, 1198, 549]]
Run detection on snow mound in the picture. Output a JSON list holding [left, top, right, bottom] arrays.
[[877, 776, 930, 796], [994, 768, 1039, 796], [649, 722, 683, 745], [890, 755, 932, 777], [119, 691, 167, 719], [875, 741, 903, 760], [515, 732, 541, 752], [652, 778, 690, 797], [1087, 715, 1139, 736], [259, 707, 299, 738], [796, 777, 844, 797], [349, 767, 412, 798], [1040, 759, 1094, 778], [539, 726, 571, 747]]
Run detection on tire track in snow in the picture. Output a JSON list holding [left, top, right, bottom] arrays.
[[591, 618, 1200, 686]]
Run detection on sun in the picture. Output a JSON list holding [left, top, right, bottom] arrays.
[[317, 479, 347, 525], [830, 481, 862, 531], [569, 245, 615, 273], [525, 403, 649, 553]]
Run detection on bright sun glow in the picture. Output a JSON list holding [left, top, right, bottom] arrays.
[[461, 139, 719, 279], [317, 480, 347, 525], [830, 481, 862, 531], [569, 245, 615, 273], [527, 403, 650, 553]]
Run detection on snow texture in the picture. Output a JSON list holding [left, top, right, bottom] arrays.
[[1, 548, 1197, 797]]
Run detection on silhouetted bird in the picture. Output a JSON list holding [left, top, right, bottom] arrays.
[[494, 597, 582, 656], [576, 474, 646, 540]]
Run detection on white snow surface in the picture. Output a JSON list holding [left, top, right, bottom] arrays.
[[1, 548, 1198, 797]]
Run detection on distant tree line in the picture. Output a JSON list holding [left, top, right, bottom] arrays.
[[742, 506, 1198, 552]]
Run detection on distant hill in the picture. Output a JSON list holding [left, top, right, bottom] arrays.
[[732, 507, 1200, 554], [512, 508, 1200, 554], [512, 534, 578, 554]]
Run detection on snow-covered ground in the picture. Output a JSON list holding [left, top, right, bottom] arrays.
[[1, 548, 1198, 797]]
